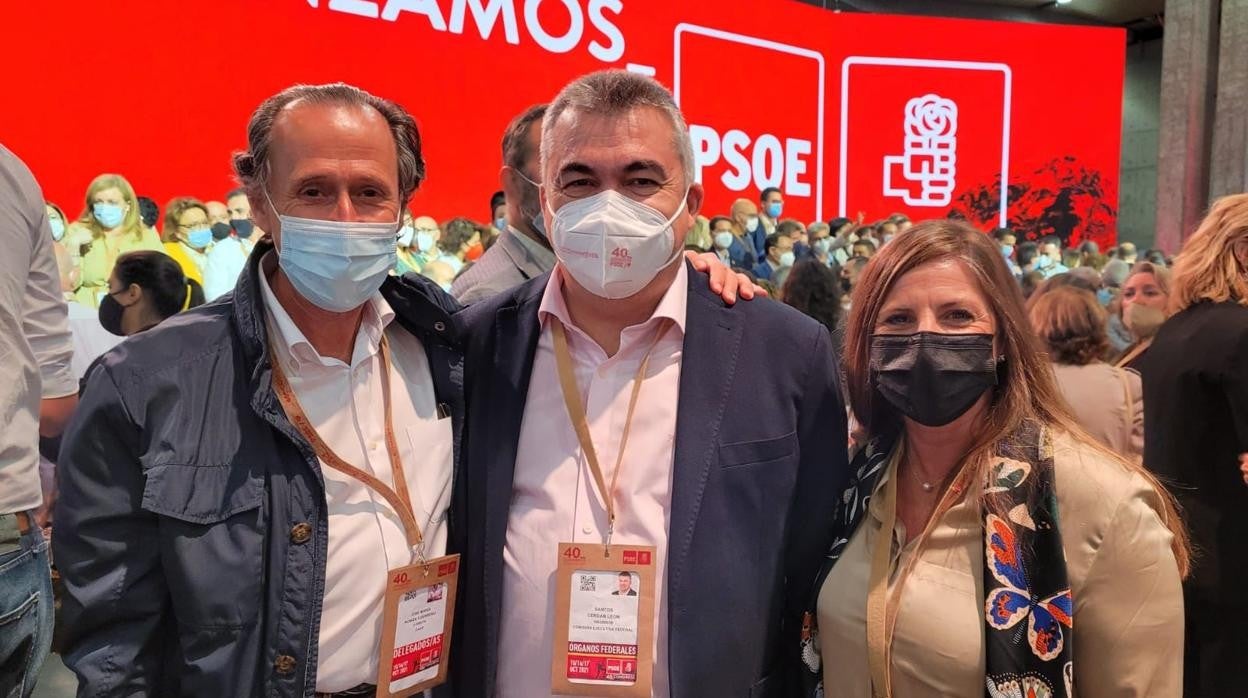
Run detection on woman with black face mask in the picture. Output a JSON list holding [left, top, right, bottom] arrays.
[[795, 220, 1189, 698], [98, 250, 205, 337]]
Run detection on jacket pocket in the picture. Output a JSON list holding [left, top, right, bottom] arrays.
[[719, 431, 798, 469], [140, 464, 266, 628]]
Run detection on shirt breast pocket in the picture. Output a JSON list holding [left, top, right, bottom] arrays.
[[718, 431, 798, 470], [140, 463, 266, 629]]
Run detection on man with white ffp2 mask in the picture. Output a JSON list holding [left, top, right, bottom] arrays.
[[453, 70, 850, 698], [54, 83, 466, 698]]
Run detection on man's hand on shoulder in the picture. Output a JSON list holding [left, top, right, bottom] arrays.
[[684, 251, 767, 305]]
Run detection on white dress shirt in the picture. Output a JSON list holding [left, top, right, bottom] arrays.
[[497, 264, 688, 698], [258, 259, 453, 692], [203, 236, 250, 300], [0, 145, 76, 514]]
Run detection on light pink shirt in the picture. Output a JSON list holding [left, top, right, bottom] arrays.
[[496, 264, 688, 698]]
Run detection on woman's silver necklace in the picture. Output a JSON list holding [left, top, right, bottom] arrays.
[[907, 444, 939, 492]]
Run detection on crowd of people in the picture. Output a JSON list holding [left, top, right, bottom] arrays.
[[1, 68, 1244, 698]]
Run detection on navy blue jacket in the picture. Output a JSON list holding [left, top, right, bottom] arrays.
[[452, 263, 850, 697], [53, 241, 465, 697], [717, 236, 756, 272], [753, 260, 779, 282]]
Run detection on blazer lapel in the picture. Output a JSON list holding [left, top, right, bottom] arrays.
[[482, 283, 544, 690], [667, 275, 743, 606]]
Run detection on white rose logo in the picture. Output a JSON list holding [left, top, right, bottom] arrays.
[[906, 95, 958, 138], [884, 93, 960, 207]]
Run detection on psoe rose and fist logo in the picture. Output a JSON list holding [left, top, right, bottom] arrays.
[[841, 56, 1012, 226]]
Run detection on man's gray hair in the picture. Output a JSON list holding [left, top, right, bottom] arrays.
[[233, 83, 426, 203], [541, 70, 694, 185]]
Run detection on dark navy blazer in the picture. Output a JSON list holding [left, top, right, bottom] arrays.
[[452, 263, 850, 697]]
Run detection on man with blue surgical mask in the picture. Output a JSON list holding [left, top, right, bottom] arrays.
[[454, 69, 848, 698], [759, 186, 784, 237], [54, 83, 466, 698]]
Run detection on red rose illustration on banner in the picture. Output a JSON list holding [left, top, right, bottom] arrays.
[[949, 156, 1117, 249]]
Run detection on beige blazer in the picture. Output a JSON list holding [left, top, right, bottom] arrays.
[[1052, 362, 1143, 459], [817, 433, 1185, 697]]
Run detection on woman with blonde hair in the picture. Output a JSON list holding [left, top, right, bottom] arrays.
[[1029, 285, 1142, 459], [64, 173, 163, 307], [1114, 261, 1171, 371], [798, 220, 1187, 697], [1141, 193, 1248, 697], [160, 197, 212, 286]]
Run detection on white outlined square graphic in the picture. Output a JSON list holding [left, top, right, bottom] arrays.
[[673, 23, 826, 220], [840, 56, 1012, 226]]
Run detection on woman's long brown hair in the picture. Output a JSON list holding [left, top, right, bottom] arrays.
[[843, 219, 1190, 577]]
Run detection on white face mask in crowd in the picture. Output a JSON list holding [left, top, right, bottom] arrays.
[[397, 225, 415, 248], [548, 189, 687, 300], [265, 189, 399, 313]]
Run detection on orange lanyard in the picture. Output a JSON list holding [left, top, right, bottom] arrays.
[[271, 335, 426, 560], [550, 317, 668, 548]]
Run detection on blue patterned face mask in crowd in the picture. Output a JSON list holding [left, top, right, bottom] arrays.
[[766, 202, 783, 219], [1001, 244, 1014, 259], [265, 189, 399, 313], [494, 216, 507, 232], [93, 202, 125, 229], [1096, 287, 1113, 307]]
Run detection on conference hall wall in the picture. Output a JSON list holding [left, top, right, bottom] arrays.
[[5, 0, 1124, 247]]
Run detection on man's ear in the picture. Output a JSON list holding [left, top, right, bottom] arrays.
[[251, 189, 279, 246], [686, 182, 705, 218]]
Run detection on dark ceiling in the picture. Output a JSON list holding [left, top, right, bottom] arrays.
[[798, 0, 1166, 42]]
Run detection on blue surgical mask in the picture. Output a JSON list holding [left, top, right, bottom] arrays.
[[187, 227, 213, 249], [813, 237, 832, 255], [1096, 287, 1113, 307], [713, 231, 734, 250], [766, 202, 783, 219], [266, 190, 398, 312], [1001, 244, 1014, 259], [779, 251, 796, 267], [1034, 255, 1051, 271], [49, 217, 66, 241], [397, 225, 415, 248], [93, 202, 125, 229], [494, 216, 507, 232], [415, 231, 436, 254]]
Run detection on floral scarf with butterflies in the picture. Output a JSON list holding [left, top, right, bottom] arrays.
[[799, 421, 1075, 698]]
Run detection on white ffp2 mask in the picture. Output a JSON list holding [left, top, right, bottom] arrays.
[[548, 189, 687, 300]]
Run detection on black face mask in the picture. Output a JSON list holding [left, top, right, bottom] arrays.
[[230, 218, 255, 239], [211, 222, 233, 241], [98, 292, 128, 336], [841, 277, 853, 293], [870, 332, 998, 427]]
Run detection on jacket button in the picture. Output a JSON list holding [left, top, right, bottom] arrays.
[[434, 321, 446, 332], [290, 523, 312, 544], [274, 654, 296, 675]]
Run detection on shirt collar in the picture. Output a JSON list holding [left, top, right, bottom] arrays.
[[538, 261, 689, 340], [257, 251, 395, 370]]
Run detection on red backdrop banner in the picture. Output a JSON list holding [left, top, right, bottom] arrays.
[[3, 1, 1124, 246]]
